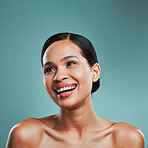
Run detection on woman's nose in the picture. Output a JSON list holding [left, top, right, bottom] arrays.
[[54, 69, 68, 82]]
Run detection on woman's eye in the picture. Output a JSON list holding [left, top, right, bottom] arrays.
[[44, 67, 55, 74], [66, 61, 76, 67]]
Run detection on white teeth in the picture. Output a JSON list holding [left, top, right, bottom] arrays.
[[56, 85, 76, 93]]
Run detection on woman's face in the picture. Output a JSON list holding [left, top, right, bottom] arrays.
[[42, 40, 94, 109]]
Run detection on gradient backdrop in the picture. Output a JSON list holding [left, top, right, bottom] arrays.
[[0, 0, 148, 147]]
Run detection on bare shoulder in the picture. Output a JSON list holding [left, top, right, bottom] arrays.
[[113, 122, 145, 148], [6, 118, 44, 148]]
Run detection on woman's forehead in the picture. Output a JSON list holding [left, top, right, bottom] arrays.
[[43, 40, 83, 59], [42, 40, 85, 64]]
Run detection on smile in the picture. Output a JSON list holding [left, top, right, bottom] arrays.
[[54, 84, 77, 94]]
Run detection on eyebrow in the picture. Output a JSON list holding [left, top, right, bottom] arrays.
[[43, 61, 53, 67], [60, 55, 78, 62], [43, 55, 78, 67]]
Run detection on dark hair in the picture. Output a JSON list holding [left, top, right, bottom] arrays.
[[41, 32, 100, 93]]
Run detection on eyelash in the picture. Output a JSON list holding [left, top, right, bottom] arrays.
[[44, 67, 56, 74], [66, 61, 77, 67]]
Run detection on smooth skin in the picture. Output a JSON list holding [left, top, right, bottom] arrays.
[[6, 40, 145, 148]]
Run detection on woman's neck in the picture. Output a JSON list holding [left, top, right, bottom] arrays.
[[55, 96, 100, 135]]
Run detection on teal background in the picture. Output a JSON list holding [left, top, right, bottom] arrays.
[[0, 0, 147, 147]]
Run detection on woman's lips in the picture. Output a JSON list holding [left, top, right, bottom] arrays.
[[59, 90, 74, 98], [54, 83, 77, 97]]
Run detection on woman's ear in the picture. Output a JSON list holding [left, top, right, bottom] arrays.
[[92, 63, 101, 82]]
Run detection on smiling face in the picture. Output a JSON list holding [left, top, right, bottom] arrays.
[[43, 40, 96, 109]]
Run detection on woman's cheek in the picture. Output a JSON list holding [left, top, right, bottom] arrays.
[[44, 78, 57, 101], [43, 76, 47, 89], [43, 76, 52, 93], [75, 66, 91, 80]]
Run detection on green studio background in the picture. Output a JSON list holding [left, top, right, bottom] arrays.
[[0, 0, 147, 147]]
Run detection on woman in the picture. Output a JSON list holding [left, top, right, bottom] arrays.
[[6, 33, 145, 148]]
